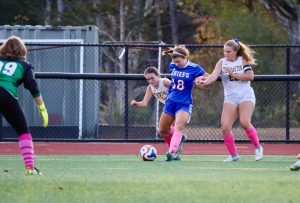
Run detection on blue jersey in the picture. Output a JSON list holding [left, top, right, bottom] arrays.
[[167, 61, 206, 104]]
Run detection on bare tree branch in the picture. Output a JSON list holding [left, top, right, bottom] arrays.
[[97, 30, 117, 42], [261, 0, 297, 28]]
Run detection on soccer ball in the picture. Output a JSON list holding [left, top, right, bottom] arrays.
[[139, 145, 157, 161]]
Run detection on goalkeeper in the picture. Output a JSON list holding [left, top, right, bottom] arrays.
[[0, 36, 48, 175]]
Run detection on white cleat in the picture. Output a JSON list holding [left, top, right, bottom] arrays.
[[290, 160, 300, 171], [255, 145, 263, 161], [223, 154, 239, 162]]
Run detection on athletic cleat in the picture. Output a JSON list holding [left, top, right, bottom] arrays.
[[166, 152, 175, 161], [176, 133, 188, 155], [290, 160, 300, 171], [223, 154, 240, 162], [181, 133, 188, 143], [255, 145, 263, 161], [175, 147, 183, 155], [25, 167, 42, 175], [173, 153, 181, 161]]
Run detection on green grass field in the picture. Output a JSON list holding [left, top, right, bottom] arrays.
[[1, 155, 299, 203]]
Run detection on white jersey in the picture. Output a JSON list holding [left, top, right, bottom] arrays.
[[150, 78, 169, 104], [221, 56, 254, 97]]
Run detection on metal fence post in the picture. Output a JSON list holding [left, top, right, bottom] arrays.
[[0, 114, 2, 141], [125, 46, 129, 140], [156, 41, 164, 139], [286, 46, 290, 143]]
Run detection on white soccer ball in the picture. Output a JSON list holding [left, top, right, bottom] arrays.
[[139, 145, 157, 161]]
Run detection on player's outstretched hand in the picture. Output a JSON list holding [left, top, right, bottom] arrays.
[[195, 76, 207, 87], [131, 100, 138, 106]]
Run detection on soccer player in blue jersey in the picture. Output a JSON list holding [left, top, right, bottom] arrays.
[[131, 67, 187, 159], [160, 45, 209, 161], [0, 36, 48, 175], [130, 67, 173, 147]]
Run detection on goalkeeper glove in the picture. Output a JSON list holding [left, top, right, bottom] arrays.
[[37, 103, 48, 128]]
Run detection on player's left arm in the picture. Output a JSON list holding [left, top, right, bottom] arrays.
[[34, 96, 48, 128], [227, 59, 254, 81], [194, 63, 212, 87], [162, 78, 171, 88], [23, 64, 48, 127], [194, 72, 210, 89], [202, 72, 210, 77]]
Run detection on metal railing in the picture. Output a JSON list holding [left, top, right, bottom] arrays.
[[1, 73, 300, 143], [0, 42, 300, 143]]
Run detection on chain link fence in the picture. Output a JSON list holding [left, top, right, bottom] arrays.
[[1, 43, 300, 142]]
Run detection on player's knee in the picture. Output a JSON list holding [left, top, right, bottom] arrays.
[[158, 128, 169, 137], [221, 123, 231, 135], [174, 126, 184, 132], [240, 119, 251, 130]]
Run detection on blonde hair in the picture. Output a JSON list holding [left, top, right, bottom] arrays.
[[224, 39, 256, 65], [0, 35, 27, 60], [162, 45, 189, 58]]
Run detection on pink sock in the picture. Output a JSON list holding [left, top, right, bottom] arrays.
[[169, 130, 182, 153], [163, 126, 174, 148], [224, 131, 238, 155], [245, 127, 260, 149], [18, 133, 35, 169]]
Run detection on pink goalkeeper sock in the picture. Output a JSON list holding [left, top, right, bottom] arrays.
[[18, 133, 34, 169], [224, 131, 238, 155], [245, 127, 260, 149], [163, 126, 175, 148], [169, 130, 182, 153]]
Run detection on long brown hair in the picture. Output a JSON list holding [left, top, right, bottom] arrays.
[[144, 66, 160, 76], [224, 39, 256, 65], [162, 45, 190, 59], [0, 35, 27, 60]]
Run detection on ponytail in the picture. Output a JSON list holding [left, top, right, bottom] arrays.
[[225, 39, 256, 65], [162, 45, 189, 58]]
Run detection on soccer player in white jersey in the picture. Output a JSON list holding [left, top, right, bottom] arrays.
[[161, 45, 209, 161], [131, 67, 170, 107], [131, 66, 187, 159], [196, 38, 263, 162]]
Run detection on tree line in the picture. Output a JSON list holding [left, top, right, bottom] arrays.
[[0, 0, 297, 44]]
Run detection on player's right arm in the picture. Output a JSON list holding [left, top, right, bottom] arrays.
[[130, 85, 152, 107]]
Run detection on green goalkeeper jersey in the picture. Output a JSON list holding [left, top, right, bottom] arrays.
[[0, 56, 40, 99]]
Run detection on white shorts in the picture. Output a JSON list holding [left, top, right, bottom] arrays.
[[224, 89, 256, 106]]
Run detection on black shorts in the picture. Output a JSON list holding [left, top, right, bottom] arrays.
[[0, 87, 29, 135]]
